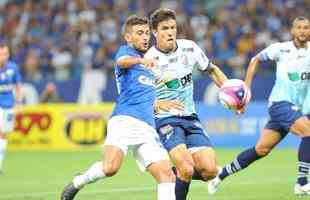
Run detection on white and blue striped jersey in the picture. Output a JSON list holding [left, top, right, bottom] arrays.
[[0, 61, 22, 108], [144, 39, 211, 118], [257, 41, 310, 108]]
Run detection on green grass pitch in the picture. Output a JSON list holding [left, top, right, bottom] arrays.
[[0, 149, 308, 200]]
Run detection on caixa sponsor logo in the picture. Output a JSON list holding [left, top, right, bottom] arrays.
[[65, 113, 107, 145], [15, 113, 52, 135]]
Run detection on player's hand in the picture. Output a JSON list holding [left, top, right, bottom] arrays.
[[140, 58, 157, 69], [235, 107, 245, 115], [154, 100, 184, 113]]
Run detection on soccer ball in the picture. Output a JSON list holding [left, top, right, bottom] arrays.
[[218, 79, 251, 110]]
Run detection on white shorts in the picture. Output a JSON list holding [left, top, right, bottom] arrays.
[[0, 108, 14, 134], [104, 115, 169, 170]]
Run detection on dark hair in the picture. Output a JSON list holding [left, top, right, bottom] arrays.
[[292, 16, 309, 26], [150, 8, 176, 30], [124, 15, 148, 33]]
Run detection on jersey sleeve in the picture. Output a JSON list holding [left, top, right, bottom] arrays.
[[115, 45, 138, 62], [192, 41, 211, 71], [256, 43, 280, 62]]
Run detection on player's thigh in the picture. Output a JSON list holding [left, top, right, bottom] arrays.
[[290, 116, 310, 137], [268, 101, 303, 135], [102, 145, 124, 176], [192, 147, 218, 175], [255, 128, 282, 156], [134, 140, 173, 182]]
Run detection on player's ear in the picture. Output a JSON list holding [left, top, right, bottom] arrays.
[[124, 32, 131, 43]]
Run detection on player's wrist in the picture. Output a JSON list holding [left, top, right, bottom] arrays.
[[139, 58, 145, 65]]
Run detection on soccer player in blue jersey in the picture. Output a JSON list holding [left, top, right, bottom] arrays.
[[208, 16, 310, 195], [61, 15, 176, 200], [0, 42, 22, 173], [144, 8, 228, 200]]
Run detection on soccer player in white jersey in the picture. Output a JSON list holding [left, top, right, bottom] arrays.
[[208, 16, 310, 195], [0, 41, 22, 173], [144, 8, 228, 200], [61, 15, 176, 200]]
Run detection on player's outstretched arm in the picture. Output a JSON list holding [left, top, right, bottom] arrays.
[[117, 57, 157, 69], [245, 57, 260, 88], [206, 64, 228, 87], [154, 100, 184, 113]]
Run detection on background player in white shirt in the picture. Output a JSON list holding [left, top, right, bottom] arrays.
[[145, 8, 228, 200], [208, 16, 310, 195], [0, 42, 22, 173], [61, 15, 176, 200]]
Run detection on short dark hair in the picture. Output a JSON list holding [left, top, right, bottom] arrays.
[[150, 8, 176, 30], [124, 15, 148, 33]]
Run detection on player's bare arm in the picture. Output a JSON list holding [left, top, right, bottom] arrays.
[[117, 57, 157, 69], [245, 57, 260, 88], [154, 99, 184, 113], [206, 64, 228, 87]]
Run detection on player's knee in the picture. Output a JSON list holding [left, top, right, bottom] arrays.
[[177, 163, 195, 180], [103, 163, 120, 177], [156, 167, 176, 182], [255, 146, 271, 157]]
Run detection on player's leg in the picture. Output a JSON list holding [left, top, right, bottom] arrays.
[[191, 147, 218, 180], [134, 139, 176, 200], [183, 118, 218, 181], [156, 121, 194, 200], [290, 115, 310, 194], [0, 132, 6, 173], [61, 145, 125, 200], [169, 144, 195, 200], [208, 128, 283, 194], [0, 108, 14, 172], [61, 116, 128, 200]]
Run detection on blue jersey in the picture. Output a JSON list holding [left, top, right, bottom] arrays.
[[111, 45, 156, 127], [0, 61, 22, 108]]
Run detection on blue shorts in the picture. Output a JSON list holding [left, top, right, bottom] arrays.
[[155, 114, 212, 152], [265, 101, 303, 137]]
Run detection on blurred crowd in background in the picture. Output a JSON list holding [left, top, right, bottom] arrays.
[[0, 0, 309, 82]]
